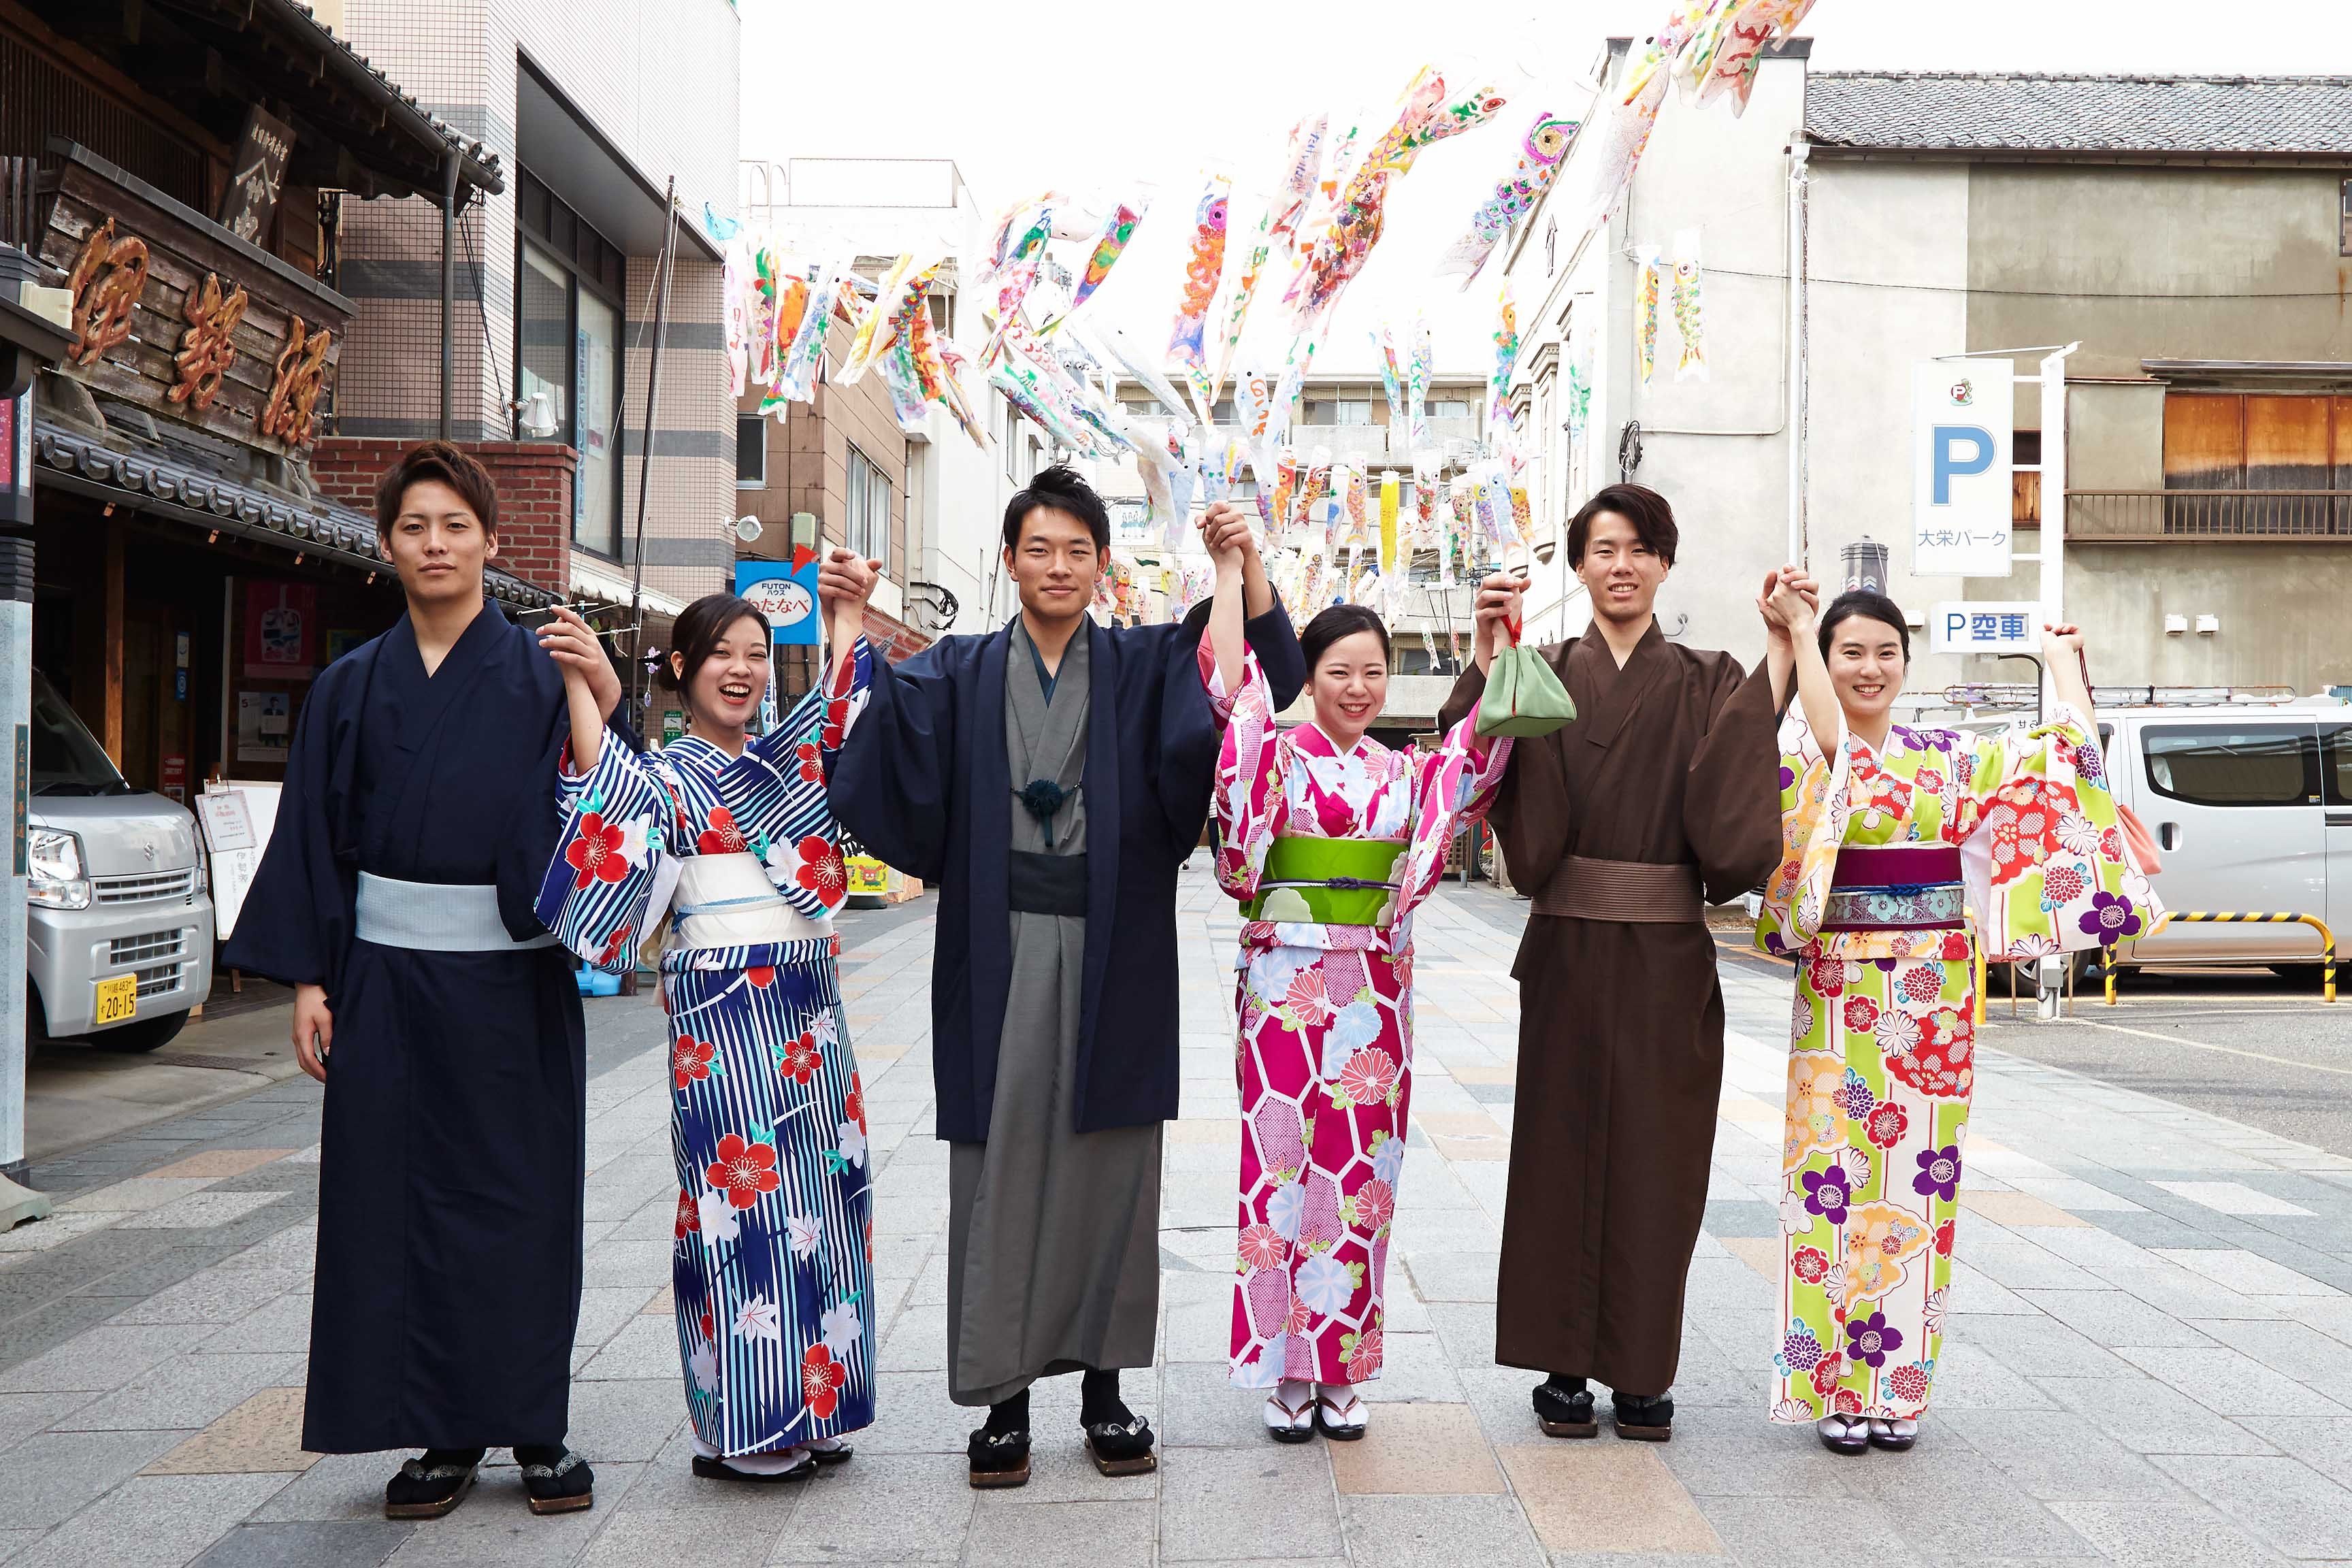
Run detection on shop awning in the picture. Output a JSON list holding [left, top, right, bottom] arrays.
[[570, 551, 687, 620], [517, 57, 721, 263], [33, 418, 555, 607]]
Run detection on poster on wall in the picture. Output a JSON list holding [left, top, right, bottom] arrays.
[[235, 690, 290, 763], [1912, 359, 2014, 579], [244, 581, 316, 679], [734, 555, 821, 647]]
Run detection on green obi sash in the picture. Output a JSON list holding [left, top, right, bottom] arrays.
[[1241, 836, 1406, 928]]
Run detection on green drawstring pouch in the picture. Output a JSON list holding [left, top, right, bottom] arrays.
[[1476, 640, 1578, 738]]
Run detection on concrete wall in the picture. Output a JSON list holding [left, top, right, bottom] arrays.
[[1967, 165, 2352, 382], [2060, 542, 2352, 692]]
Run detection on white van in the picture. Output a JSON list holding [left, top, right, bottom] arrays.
[[26, 670, 215, 1051], [2095, 700, 2349, 970]]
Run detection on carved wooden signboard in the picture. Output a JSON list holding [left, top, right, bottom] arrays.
[[217, 108, 295, 248], [37, 142, 351, 457]]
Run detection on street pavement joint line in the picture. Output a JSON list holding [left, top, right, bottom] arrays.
[[2066, 1018, 2352, 1079]]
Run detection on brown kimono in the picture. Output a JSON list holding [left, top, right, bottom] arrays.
[[1439, 618, 1780, 1396]]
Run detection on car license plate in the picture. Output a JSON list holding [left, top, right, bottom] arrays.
[[93, 975, 137, 1026]]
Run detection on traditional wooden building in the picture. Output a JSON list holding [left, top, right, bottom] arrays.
[[1, 0, 554, 796]]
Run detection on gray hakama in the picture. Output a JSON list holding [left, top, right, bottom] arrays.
[[946, 623, 1163, 1407]]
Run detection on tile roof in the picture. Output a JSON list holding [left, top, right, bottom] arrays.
[[1806, 72, 2352, 158], [33, 420, 554, 607]]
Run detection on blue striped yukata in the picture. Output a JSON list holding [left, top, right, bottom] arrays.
[[536, 638, 877, 1457]]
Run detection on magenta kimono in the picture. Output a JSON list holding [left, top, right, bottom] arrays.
[[1206, 646, 1512, 1388]]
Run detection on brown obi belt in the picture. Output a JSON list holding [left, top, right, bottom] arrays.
[[1530, 855, 1703, 924], [1821, 845, 1966, 933]]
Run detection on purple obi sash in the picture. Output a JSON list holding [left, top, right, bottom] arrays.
[[1821, 845, 1966, 933]]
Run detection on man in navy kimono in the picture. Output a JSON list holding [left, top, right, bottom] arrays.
[[825, 467, 1303, 1487], [225, 442, 619, 1519]]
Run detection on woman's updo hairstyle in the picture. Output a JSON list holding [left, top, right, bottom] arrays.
[[1816, 589, 1912, 664], [1301, 604, 1391, 670]]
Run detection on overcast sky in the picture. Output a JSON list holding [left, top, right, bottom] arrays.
[[737, 1, 2348, 378]]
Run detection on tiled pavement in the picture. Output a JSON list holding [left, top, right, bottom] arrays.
[[3, 870, 2352, 1565]]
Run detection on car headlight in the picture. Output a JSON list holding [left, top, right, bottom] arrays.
[[27, 828, 89, 911]]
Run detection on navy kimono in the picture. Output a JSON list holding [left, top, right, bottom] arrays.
[[224, 600, 587, 1454], [828, 607, 1304, 1142]]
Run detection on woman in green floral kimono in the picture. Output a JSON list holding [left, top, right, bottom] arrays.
[[1753, 587, 2155, 1456]]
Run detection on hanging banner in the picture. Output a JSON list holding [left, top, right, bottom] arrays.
[[242, 581, 316, 679], [1912, 359, 2014, 578]]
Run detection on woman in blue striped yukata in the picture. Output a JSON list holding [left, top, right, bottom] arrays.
[[534, 581, 879, 1484]]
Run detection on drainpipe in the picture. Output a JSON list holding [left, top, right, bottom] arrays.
[[440, 150, 458, 441]]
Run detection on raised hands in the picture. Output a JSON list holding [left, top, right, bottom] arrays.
[[818, 548, 881, 644], [1198, 502, 1258, 579], [536, 604, 622, 720], [1471, 570, 1525, 675], [1755, 565, 1821, 642]]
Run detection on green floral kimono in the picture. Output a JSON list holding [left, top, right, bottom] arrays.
[[1753, 704, 2155, 1423]]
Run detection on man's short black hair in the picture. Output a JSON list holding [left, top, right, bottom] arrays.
[[1566, 482, 1678, 568], [1002, 464, 1111, 553]]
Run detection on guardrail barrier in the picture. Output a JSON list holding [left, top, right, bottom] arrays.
[[2103, 912, 2336, 1005]]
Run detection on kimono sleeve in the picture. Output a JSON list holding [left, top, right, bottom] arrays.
[[1156, 604, 1305, 849], [1437, 659, 1573, 900], [1394, 704, 1513, 919], [1754, 708, 1850, 958], [536, 731, 669, 973], [826, 634, 956, 885], [1957, 704, 2159, 958], [1683, 655, 1786, 904], [712, 638, 874, 920], [1201, 642, 1287, 902], [220, 664, 353, 992]]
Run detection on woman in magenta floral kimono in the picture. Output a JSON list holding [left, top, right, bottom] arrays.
[[1754, 586, 2157, 1456], [535, 589, 877, 1484], [1197, 504, 1520, 1442]]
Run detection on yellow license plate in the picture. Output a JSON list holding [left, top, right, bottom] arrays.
[[93, 975, 137, 1025]]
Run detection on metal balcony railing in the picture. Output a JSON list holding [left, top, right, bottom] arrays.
[[2066, 490, 2352, 539]]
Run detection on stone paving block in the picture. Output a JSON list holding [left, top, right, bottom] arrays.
[[2008, 1175, 2149, 1212], [1354, 1332, 1464, 1404], [7, 1470, 293, 1568], [2146, 1452, 2352, 1559], [115, 1191, 291, 1231], [1955, 1236, 2112, 1292], [1944, 1408, 2178, 1501], [1499, 1441, 1720, 1555], [184, 1520, 416, 1568], [878, 1301, 949, 1373], [2155, 1247, 2343, 1298], [2151, 1181, 2314, 1218], [964, 1496, 1156, 1567], [1339, 1494, 1546, 1568], [2044, 1497, 2293, 1567], [576, 1315, 679, 1382], [0, 1389, 87, 1450], [1658, 1414, 1904, 1498], [2012, 1288, 2218, 1350], [1962, 1310, 2142, 1380], [147, 1149, 297, 1181], [1690, 1494, 1933, 1568], [1716, 1237, 1778, 1280], [1326, 1403, 1502, 1494], [105, 1264, 310, 1326], [0, 1321, 223, 1394], [1158, 1444, 1339, 1561], [0, 1428, 194, 1529], [1422, 1301, 1498, 1367], [1400, 1250, 1499, 1304], [566, 1377, 688, 1465], [764, 1453, 972, 1563], [0, 1213, 121, 1254], [59, 1177, 217, 1215], [2116, 1343, 2351, 1418], [1833, 1446, 2098, 1558], [2038, 1375, 2276, 1456], [55, 1352, 306, 1433], [1157, 1360, 1276, 1450]]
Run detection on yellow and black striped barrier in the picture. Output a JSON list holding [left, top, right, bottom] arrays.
[[2104, 911, 2336, 1005]]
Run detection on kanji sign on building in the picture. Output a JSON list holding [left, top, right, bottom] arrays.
[[1912, 358, 2013, 579], [1930, 600, 2040, 656]]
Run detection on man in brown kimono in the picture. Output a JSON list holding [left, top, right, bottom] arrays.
[[1438, 483, 1810, 1441]]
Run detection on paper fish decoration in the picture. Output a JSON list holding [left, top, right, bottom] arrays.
[[1287, 67, 1507, 329], [1407, 316, 1433, 453], [1436, 112, 1580, 287], [1270, 114, 1326, 244], [1680, 0, 1817, 114], [1671, 227, 1708, 382], [1489, 282, 1520, 434], [772, 261, 839, 405], [1378, 470, 1401, 570], [1374, 325, 1408, 429], [1636, 248, 1664, 385], [1556, 1, 1706, 252], [1045, 198, 1147, 333], [1085, 321, 1192, 423], [1411, 456, 1440, 553], [1166, 174, 1232, 427], [1210, 207, 1270, 414], [836, 252, 921, 386]]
